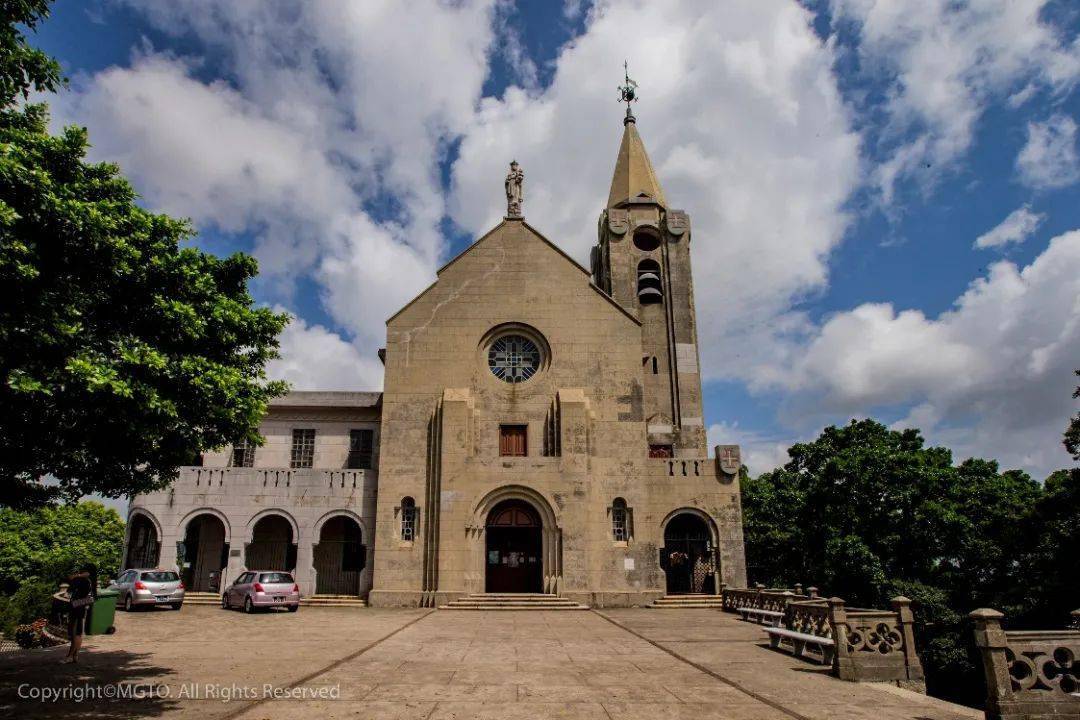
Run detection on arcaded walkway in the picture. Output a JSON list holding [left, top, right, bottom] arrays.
[[0, 606, 982, 720]]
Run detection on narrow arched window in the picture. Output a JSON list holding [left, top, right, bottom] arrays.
[[400, 497, 417, 542], [612, 497, 629, 542], [637, 259, 663, 304]]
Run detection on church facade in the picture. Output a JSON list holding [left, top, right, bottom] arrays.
[[123, 114, 748, 607]]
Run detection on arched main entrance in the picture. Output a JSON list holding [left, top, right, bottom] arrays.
[[662, 512, 717, 595], [181, 514, 228, 592], [245, 514, 296, 572], [314, 516, 365, 595], [485, 499, 543, 593], [125, 513, 160, 569]]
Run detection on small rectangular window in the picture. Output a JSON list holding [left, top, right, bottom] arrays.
[[648, 444, 673, 458], [232, 438, 255, 468], [348, 429, 374, 469], [499, 425, 528, 457], [291, 429, 316, 468]]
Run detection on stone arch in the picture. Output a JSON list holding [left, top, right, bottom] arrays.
[[660, 507, 719, 544], [127, 507, 162, 540], [178, 509, 231, 592], [124, 509, 162, 569], [245, 510, 297, 572], [660, 508, 721, 595], [179, 507, 232, 543], [469, 484, 561, 530], [244, 508, 299, 544], [312, 509, 367, 540], [468, 485, 562, 595], [312, 510, 366, 596]]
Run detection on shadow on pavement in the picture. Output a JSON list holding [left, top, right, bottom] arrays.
[[0, 646, 178, 719]]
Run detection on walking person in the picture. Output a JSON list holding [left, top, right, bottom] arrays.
[[62, 564, 96, 664]]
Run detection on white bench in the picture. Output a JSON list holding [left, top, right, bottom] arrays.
[[737, 607, 785, 626], [765, 626, 836, 665]]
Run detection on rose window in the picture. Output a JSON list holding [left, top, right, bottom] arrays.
[[487, 335, 542, 383]]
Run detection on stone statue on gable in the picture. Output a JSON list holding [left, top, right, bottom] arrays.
[[505, 160, 524, 218]]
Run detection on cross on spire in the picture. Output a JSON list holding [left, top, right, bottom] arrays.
[[617, 60, 638, 125]]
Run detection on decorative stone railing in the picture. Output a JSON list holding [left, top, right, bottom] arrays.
[[183, 467, 367, 493], [829, 597, 924, 687], [971, 608, 1080, 720], [724, 587, 925, 687], [721, 583, 819, 612], [786, 599, 831, 639]]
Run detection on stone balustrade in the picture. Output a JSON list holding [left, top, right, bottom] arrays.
[[184, 466, 367, 495], [970, 608, 1080, 720], [720, 584, 819, 612], [722, 586, 925, 688], [828, 597, 924, 688]]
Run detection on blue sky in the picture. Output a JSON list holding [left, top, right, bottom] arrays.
[[36, 0, 1080, 480]]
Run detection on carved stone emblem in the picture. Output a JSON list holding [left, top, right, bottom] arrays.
[[607, 208, 630, 235], [666, 210, 689, 237], [717, 445, 740, 476]]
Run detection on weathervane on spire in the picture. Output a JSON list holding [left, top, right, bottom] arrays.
[[617, 60, 638, 124]]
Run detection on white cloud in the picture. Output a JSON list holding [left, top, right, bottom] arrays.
[[53, 0, 503, 363], [267, 312, 384, 391], [829, 0, 1080, 202], [450, 0, 861, 390], [768, 230, 1080, 477], [707, 422, 792, 476], [974, 204, 1044, 248], [1016, 114, 1080, 189]]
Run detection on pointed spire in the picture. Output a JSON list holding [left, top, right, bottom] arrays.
[[607, 116, 666, 209], [609, 62, 665, 208]]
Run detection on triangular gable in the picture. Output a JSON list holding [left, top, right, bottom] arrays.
[[386, 219, 640, 327]]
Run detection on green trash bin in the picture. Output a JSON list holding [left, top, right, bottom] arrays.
[[86, 589, 118, 635]]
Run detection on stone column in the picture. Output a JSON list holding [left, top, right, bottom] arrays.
[[294, 533, 316, 597], [224, 527, 246, 590], [807, 586, 819, 600], [970, 608, 1012, 718], [891, 596, 925, 685], [159, 530, 182, 574], [828, 597, 854, 680]]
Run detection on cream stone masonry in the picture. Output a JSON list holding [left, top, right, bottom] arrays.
[[124, 113, 747, 607]]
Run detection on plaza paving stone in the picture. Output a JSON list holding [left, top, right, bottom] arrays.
[[0, 605, 984, 720]]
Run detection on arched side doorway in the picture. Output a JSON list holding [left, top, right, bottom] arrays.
[[485, 499, 543, 593], [125, 513, 161, 569], [245, 515, 296, 572], [314, 516, 365, 595], [661, 511, 718, 595], [180, 514, 228, 592]]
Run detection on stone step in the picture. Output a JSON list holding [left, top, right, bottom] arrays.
[[440, 593, 588, 610], [651, 594, 726, 608], [181, 593, 366, 607], [440, 605, 589, 611]]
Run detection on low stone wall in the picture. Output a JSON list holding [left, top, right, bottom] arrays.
[[828, 596, 924, 689], [970, 608, 1080, 720], [721, 586, 925, 689]]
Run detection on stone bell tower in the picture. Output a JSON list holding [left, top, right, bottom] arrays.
[[591, 96, 706, 457]]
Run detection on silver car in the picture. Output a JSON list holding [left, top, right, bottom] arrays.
[[221, 571, 300, 613], [110, 569, 185, 611]]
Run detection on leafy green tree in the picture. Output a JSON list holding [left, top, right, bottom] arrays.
[[0, 501, 124, 630], [742, 419, 1044, 705], [1019, 468, 1080, 627], [1066, 370, 1079, 461], [0, 1, 289, 508]]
